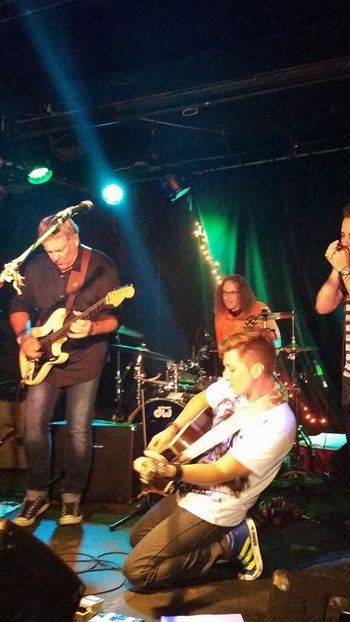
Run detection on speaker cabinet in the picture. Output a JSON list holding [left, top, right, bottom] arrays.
[[266, 569, 350, 622], [0, 518, 84, 622], [51, 420, 143, 503], [0, 399, 27, 469]]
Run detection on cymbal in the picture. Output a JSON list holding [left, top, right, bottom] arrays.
[[117, 325, 144, 339], [279, 343, 315, 354], [110, 343, 171, 361], [254, 311, 294, 321]]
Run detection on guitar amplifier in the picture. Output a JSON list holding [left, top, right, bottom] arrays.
[[51, 420, 144, 504], [0, 399, 27, 469]]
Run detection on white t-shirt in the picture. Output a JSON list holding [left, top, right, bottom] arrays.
[[177, 379, 296, 526]]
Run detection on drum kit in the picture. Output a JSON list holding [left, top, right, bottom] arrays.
[[109, 309, 328, 459]]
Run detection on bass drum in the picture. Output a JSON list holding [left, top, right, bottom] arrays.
[[128, 398, 185, 446]]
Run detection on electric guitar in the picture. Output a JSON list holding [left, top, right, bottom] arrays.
[[19, 284, 135, 386]]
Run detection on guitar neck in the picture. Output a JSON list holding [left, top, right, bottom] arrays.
[[41, 296, 107, 348]]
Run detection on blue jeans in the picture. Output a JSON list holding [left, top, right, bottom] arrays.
[[24, 376, 100, 495]]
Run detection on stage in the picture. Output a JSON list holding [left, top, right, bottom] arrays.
[[1, 435, 350, 622]]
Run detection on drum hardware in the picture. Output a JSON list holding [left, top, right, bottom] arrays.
[[165, 361, 195, 393], [117, 325, 145, 339], [110, 343, 171, 362], [193, 344, 222, 390], [279, 311, 329, 482], [109, 387, 149, 531], [253, 311, 294, 321], [110, 339, 169, 420], [109, 395, 186, 531], [280, 343, 316, 354], [111, 333, 123, 418]]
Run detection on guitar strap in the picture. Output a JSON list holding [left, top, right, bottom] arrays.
[[175, 385, 287, 465], [65, 246, 91, 317]]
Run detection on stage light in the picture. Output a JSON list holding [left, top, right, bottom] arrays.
[[27, 165, 53, 185], [160, 174, 190, 202], [101, 183, 124, 205]]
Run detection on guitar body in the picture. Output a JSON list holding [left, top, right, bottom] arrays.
[[20, 308, 69, 385], [19, 285, 135, 386], [165, 408, 213, 461], [142, 408, 213, 497]]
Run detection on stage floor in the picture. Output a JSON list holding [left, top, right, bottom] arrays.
[[1, 464, 350, 622]]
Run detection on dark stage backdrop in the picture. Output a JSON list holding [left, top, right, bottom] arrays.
[[0, 150, 349, 428]]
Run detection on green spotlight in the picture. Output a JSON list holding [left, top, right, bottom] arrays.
[[27, 165, 53, 185]]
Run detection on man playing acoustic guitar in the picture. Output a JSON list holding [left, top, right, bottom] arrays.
[[124, 330, 296, 589], [9, 215, 120, 526]]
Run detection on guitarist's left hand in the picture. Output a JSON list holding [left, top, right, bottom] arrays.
[[134, 449, 169, 485], [67, 311, 92, 339]]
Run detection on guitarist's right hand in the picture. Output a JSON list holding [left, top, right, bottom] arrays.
[[20, 335, 42, 360]]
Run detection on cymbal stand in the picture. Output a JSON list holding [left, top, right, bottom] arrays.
[[134, 354, 144, 407], [112, 333, 123, 420], [109, 383, 152, 531], [283, 312, 329, 481]]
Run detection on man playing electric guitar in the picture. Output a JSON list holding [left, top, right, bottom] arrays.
[[9, 214, 121, 527], [124, 331, 296, 590]]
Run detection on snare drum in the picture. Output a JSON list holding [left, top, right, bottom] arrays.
[[128, 398, 185, 445]]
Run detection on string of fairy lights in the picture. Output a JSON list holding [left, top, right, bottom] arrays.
[[192, 218, 328, 430], [193, 220, 222, 285]]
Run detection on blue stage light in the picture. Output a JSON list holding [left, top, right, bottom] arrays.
[[101, 183, 124, 205]]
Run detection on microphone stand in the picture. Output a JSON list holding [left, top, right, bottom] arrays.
[[0, 205, 83, 294], [109, 384, 151, 531]]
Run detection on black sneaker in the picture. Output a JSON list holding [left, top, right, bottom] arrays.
[[59, 501, 83, 526], [13, 497, 50, 527]]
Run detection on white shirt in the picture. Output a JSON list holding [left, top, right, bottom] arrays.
[[177, 380, 296, 526]]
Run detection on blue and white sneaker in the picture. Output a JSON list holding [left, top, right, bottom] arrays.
[[227, 517, 263, 580]]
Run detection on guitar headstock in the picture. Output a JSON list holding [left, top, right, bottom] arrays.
[[106, 284, 135, 307]]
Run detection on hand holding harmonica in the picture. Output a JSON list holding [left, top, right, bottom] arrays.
[[325, 239, 350, 273]]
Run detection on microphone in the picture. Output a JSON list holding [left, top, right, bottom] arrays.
[[55, 200, 94, 220]]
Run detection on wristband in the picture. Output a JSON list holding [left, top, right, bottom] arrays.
[[171, 463, 183, 484]]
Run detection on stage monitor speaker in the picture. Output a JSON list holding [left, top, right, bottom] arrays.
[[266, 568, 350, 622], [51, 420, 144, 504], [0, 518, 84, 622]]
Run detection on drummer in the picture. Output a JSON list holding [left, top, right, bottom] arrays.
[[214, 274, 281, 347]]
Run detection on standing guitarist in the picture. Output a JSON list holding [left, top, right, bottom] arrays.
[[124, 331, 296, 590], [9, 215, 119, 527]]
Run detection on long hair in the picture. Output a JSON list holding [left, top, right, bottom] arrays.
[[342, 204, 350, 219], [214, 274, 257, 314]]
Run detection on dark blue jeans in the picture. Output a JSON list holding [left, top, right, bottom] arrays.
[[124, 494, 228, 590], [24, 376, 100, 495]]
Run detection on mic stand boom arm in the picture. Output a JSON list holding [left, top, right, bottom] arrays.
[[0, 205, 82, 294]]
